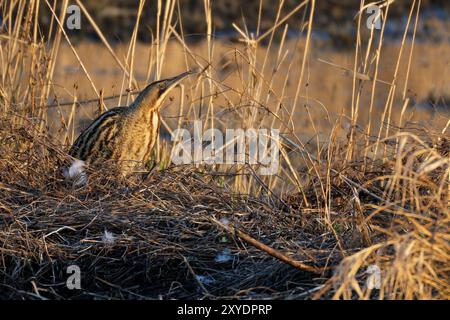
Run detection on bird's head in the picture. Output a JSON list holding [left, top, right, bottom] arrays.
[[131, 71, 193, 112]]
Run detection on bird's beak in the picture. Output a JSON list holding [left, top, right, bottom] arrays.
[[152, 70, 194, 109], [159, 70, 193, 94]]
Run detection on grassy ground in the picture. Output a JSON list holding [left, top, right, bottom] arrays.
[[0, 0, 449, 299]]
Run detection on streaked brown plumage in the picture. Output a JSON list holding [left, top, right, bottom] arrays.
[[68, 71, 191, 176]]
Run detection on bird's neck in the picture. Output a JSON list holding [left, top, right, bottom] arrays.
[[130, 82, 158, 112], [130, 88, 161, 122]]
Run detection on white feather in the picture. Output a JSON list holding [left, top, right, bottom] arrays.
[[102, 229, 116, 245], [215, 248, 232, 263], [195, 275, 215, 285], [63, 159, 87, 186]]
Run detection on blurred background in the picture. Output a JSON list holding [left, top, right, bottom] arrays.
[[36, 0, 449, 144], [38, 0, 450, 45]]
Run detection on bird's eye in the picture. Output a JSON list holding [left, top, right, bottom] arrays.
[[159, 82, 166, 89]]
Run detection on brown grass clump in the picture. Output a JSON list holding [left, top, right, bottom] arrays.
[[0, 120, 334, 299], [0, 0, 449, 299], [1, 111, 448, 299], [316, 133, 450, 299]]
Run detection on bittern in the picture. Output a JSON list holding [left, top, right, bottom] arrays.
[[65, 71, 192, 184]]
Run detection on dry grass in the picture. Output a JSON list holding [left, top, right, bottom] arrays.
[[0, 0, 449, 299]]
